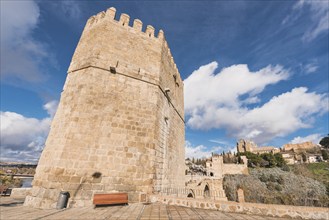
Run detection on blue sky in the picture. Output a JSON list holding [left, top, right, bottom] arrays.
[[1, 0, 328, 162]]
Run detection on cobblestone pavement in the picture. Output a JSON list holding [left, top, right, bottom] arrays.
[[0, 197, 290, 220]]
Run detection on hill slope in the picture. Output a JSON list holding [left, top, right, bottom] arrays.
[[223, 163, 329, 207]]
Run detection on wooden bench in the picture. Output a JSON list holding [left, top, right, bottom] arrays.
[[93, 193, 128, 207]]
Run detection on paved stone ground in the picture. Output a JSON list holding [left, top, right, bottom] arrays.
[[0, 197, 290, 220]]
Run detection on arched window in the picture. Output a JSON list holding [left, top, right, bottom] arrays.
[[204, 184, 210, 198], [187, 189, 194, 198]]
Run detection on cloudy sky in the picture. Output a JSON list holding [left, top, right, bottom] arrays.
[[1, 0, 328, 162]]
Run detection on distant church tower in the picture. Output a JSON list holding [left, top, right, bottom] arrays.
[[24, 7, 185, 208]]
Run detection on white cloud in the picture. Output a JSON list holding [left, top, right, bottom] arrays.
[[0, 101, 58, 163], [301, 0, 329, 42], [185, 141, 222, 159], [304, 63, 318, 74], [0, 112, 50, 149], [43, 100, 59, 118], [284, 0, 329, 42], [290, 133, 322, 145], [297, 60, 319, 75], [0, 0, 51, 83], [185, 62, 289, 115], [242, 96, 261, 105], [208, 139, 231, 146], [184, 62, 328, 144]]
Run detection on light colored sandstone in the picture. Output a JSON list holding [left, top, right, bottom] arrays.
[[10, 188, 32, 198], [206, 155, 249, 178], [237, 188, 245, 203], [237, 139, 280, 154], [151, 195, 329, 220], [24, 7, 185, 209], [283, 141, 316, 152]]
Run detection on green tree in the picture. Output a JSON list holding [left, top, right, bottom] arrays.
[[261, 153, 277, 167], [237, 155, 243, 164], [240, 152, 262, 167], [321, 150, 328, 160], [302, 153, 307, 163], [274, 153, 286, 167], [319, 135, 329, 149]]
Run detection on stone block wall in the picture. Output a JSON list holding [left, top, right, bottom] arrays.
[[206, 155, 248, 177], [151, 195, 329, 220], [10, 188, 32, 198], [283, 141, 315, 152], [24, 7, 185, 209]]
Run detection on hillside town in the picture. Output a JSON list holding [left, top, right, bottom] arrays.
[[183, 137, 329, 208], [236, 139, 328, 165], [187, 138, 327, 170]]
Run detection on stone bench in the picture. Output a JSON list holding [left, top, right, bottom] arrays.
[[93, 193, 128, 207]]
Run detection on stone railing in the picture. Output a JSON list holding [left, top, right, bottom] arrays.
[[10, 188, 31, 198], [255, 195, 329, 208], [154, 186, 227, 201], [150, 194, 329, 220]]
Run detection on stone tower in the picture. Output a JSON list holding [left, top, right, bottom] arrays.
[[24, 7, 185, 208], [237, 139, 257, 153]]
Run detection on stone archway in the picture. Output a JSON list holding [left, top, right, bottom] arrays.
[[187, 189, 195, 198], [204, 184, 210, 198]]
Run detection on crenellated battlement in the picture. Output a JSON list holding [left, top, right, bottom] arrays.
[[80, 7, 182, 84], [86, 7, 164, 40]]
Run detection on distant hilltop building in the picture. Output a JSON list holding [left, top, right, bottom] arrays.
[[24, 7, 185, 208], [281, 141, 321, 164], [283, 141, 316, 152], [205, 155, 248, 177], [237, 139, 280, 154]]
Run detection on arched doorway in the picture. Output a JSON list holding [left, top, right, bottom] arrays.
[[204, 184, 210, 198], [187, 189, 195, 198]]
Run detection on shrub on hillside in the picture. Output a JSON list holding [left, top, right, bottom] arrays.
[[321, 149, 328, 160], [223, 167, 329, 207], [238, 152, 286, 168]]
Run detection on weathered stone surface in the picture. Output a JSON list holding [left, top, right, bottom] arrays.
[[237, 139, 280, 154], [237, 188, 245, 203], [10, 188, 32, 198], [283, 141, 316, 152], [24, 7, 185, 209], [152, 195, 329, 220], [206, 155, 249, 177]]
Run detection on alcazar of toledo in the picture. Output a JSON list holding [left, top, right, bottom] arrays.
[[21, 7, 328, 219]]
